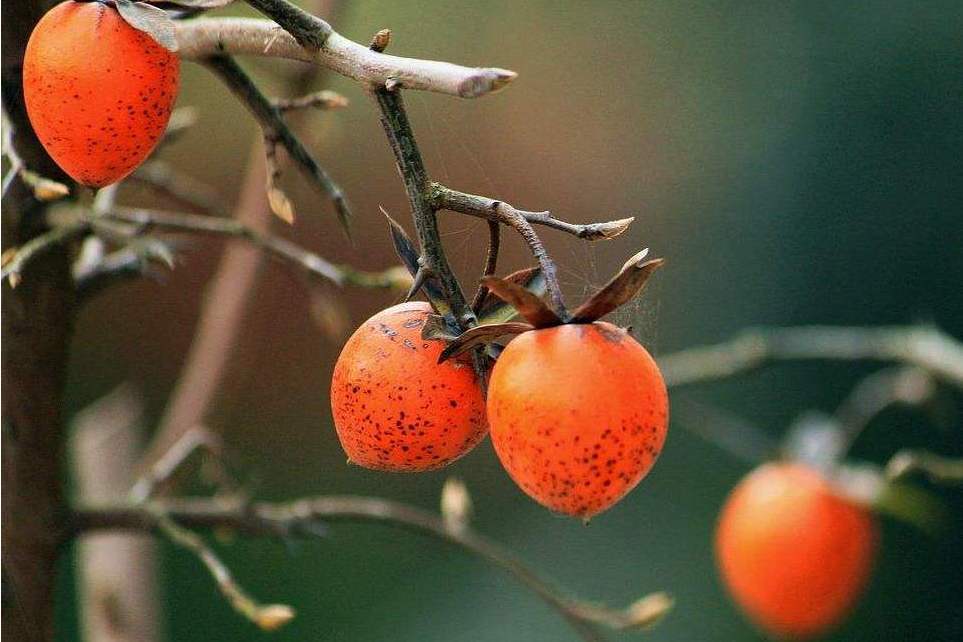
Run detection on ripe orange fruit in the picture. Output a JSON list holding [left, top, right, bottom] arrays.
[[715, 463, 878, 639], [330, 302, 488, 471], [23, 1, 180, 187], [487, 323, 668, 518]]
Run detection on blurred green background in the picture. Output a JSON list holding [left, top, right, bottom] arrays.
[[55, 1, 962, 641]]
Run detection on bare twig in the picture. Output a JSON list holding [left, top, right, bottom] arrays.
[[373, 87, 474, 328], [153, 512, 295, 631], [834, 367, 937, 453], [73, 496, 671, 641], [130, 427, 232, 504], [243, 0, 332, 49], [2, 221, 88, 286], [431, 185, 634, 241], [131, 160, 224, 215], [102, 207, 399, 287], [201, 55, 350, 229], [886, 450, 963, 485], [135, 0, 345, 490], [174, 18, 516, 98], [659, 326, 963, 389]]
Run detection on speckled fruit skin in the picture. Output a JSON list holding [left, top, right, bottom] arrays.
[[23, 1, 180, 187], [330, 302, 489, 472], [487, 322, 668, 518], [716, 463, 878, 640]]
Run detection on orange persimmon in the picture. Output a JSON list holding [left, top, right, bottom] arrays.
[[330, 302, 488, 472], [487, 322, 669, 518], [716, 462, 878, 639], [23, 1, 180, 187]]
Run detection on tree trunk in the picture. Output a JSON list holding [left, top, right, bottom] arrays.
[[2, 2, 75, 640]]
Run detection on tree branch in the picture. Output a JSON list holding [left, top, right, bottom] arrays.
[[372, 87, 474, 327], [201, 54, 350, 229], [430, 185, 634, 241], [103, 207, 400, 288], [73, 496, 671, 641], [659, 325, 963, 389], [153, 511, 295, 631], [243, 0, 331, 49], [174, 18, 517, 98]]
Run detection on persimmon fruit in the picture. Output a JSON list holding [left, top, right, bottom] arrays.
[[487, 322, 669, 518], [715, 462, 878, 639], [330, 302, 488, 472], [23, 0, 180, 187]]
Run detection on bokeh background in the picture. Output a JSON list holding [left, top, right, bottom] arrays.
[[54, 1, 962, 640]]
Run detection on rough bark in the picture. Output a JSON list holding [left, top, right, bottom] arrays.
[[2, 2, 75, 640]]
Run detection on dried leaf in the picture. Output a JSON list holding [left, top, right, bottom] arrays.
[[382, 207, 450, 316], [115, 1, 179, 52], [267, 186, 295, 224], [475, 267, 546, 324], [438, 322, 533, 363], [569, 249, 664, 323], [478, 275, 562, 328]]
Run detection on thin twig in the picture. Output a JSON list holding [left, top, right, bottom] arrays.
[[431, 185, 634, 241], [658, 326, 963, 389], [2, 222, 89, 286], [73, 496, 671, 641], [102, 207, 398, 287], [131, 160, 224, 215], [243, 0, 332, 49], [886, 450, 963, 484], [201, 55, 350, 229], [174, 18, 517, 98], [130, 427, 232, 504], [153, 511, 295, 631], [471, 220, 500, 311], [834, 367, 936, 454], [372, 87, 474, 328], [135, 0, 345, 488]]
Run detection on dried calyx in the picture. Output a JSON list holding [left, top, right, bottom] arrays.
[[388, 215, 663, 363], [437, 248, 664, 361]]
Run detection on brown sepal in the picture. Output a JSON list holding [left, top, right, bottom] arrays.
[[478, 275, 563, 328], [569, 249, 664, 323], [437, 322, 533, 363]]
